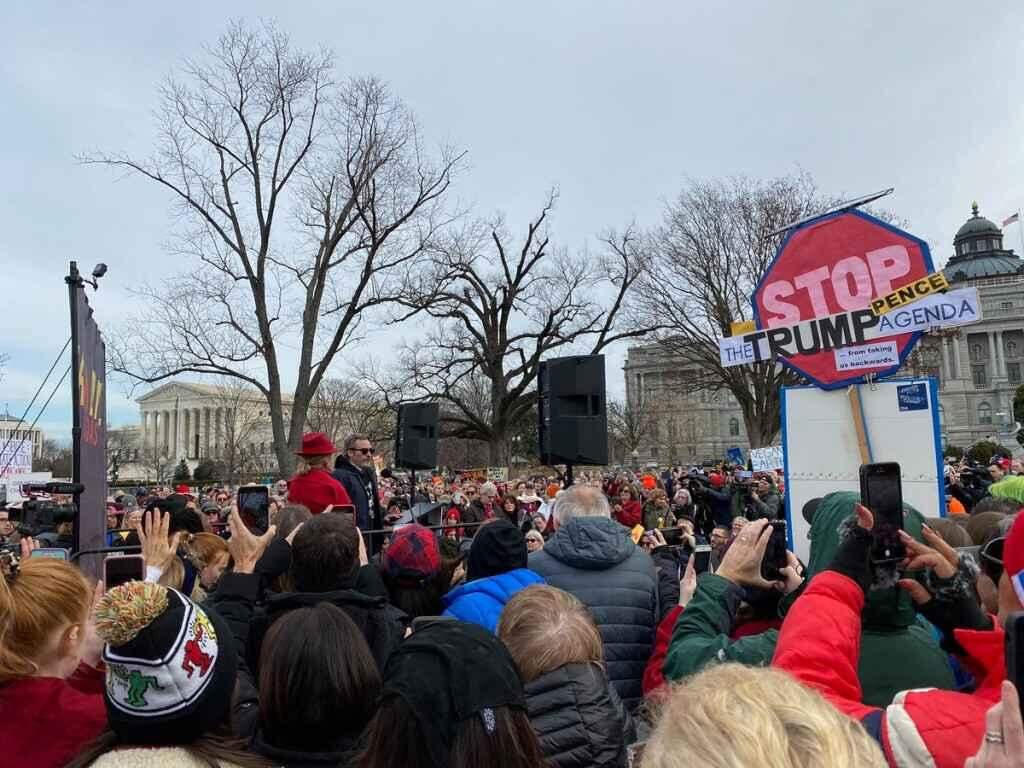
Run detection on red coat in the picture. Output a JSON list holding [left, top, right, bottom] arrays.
[[287, 468, 353, 516], [0, 662, 107, 768], [616, 500, 642, 528], [773, 570, 1003, 768]]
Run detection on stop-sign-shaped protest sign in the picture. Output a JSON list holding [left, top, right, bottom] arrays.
[[752, 210, 934, 389]]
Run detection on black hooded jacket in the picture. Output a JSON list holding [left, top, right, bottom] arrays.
[[332, 455, 381, 531], [525, 662, 635, 768]]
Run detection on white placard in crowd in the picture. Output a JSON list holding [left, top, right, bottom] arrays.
[[750, 446, 784, 472], [0, 439, 34, 477], [781, 378, 943, 562], [1, 471, 53, 503], [487, 466, 509, 482]]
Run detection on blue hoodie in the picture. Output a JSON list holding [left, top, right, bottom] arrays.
[[442, 568, 545, 633]]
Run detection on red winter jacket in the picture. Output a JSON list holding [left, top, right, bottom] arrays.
[[616, 500, 642, 529], [287, 467, 353, 515], [773, 571, 1004, 768], [0, 662, 108, 768]]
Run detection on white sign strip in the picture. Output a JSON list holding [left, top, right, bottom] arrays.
[[834, 340, 899, 371], [718, 287, 980, 368]]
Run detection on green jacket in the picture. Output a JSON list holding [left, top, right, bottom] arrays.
[[662, 491, 956, 707], [989, 475, 1024, 503]]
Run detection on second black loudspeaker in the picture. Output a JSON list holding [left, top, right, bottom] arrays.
[[394, 403, 439, 470], [538, 354, 608, 466]]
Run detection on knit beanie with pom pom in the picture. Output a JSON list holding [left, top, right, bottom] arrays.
[[94, 581, 237, 745]]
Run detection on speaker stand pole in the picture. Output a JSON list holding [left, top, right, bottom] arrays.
[[564, 463, 574, 488]]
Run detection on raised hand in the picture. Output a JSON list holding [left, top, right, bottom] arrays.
[[227, 507, 276, 574]]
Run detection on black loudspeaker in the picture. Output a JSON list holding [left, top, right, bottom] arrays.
[[538, 355, 608, 466], [394, 403, 439, 470]]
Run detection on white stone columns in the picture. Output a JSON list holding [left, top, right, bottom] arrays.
[[989, 333, 998, 380], [141, 411, 149, 456], [940, 340, 950, 381], [203, 408, 211, 458], [996, 331, 1007, 378]]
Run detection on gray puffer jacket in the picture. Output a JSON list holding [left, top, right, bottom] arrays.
[[525, 662, 635, 768], [528, 516, 661, 709]]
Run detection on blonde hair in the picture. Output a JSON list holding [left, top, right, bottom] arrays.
[[0, 559, 92, 683], [643, 664, 886, 768], [302, 455, 332, 472], [186, 532, 229, 569], [497, 585, 603, 683]]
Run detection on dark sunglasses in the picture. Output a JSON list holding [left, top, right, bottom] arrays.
[[980, 536, 1005, 583], [351, 447, 375, 455]]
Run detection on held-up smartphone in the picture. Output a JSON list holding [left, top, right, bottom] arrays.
[[1006, 612, 1024, 713], [760, 521, 789, 581], [29, 548, 68, 560], [859, 462, 905, 563], [237, 485, 270, 533], [655, 527, 684, 547], [104, 554, 145, 589], [692, 544, 712, 574], [327, 504, 356, 522]]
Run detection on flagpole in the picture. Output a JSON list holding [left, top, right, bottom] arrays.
[[1017, 210, 1023, 257]]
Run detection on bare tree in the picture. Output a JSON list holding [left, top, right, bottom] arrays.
[[384, 192, 655, 465], [306, 377, 394, 452], [607, 397, 649, 464], [210, 378, 268, 485], [136, 447, 173, 484], [631, 174, 851, 447], [86, 22, 463, 476]]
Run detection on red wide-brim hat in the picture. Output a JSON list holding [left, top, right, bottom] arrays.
[[295, 432, 337, 456]]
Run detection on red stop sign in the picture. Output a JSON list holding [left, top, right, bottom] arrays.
[[752, 210, 934, 389]]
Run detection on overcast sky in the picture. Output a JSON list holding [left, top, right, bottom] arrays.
[[3, 1, 1024, 441]]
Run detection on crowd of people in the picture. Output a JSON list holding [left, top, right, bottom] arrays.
[[1, 430, 1024, 767]]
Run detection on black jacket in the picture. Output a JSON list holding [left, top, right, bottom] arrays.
[[332, 456, 381, 531], [528, 517, 661, 710], [220, 572, 362, 768], [525, 662, 635, 768], [210, 549, 406, 676]]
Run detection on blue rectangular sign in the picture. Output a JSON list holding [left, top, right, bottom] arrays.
[[897, 382, 928, 412]]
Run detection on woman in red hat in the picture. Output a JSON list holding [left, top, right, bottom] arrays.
[[286, 433, 353, 515]]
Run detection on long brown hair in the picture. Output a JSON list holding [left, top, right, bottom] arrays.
[[357, 698, 547, 768], [259, 604, 381, 751], [0, 558, 91, 683]]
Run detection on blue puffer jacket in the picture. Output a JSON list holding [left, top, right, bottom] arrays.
[[442, 568, 546, 632]]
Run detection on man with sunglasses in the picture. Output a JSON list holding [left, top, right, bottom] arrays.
[[333, 433, 382, 534]]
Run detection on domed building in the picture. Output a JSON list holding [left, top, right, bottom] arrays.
[[909, 203, 1024, 450]]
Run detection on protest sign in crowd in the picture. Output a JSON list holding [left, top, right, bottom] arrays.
[[1, 427, 1024, 768]]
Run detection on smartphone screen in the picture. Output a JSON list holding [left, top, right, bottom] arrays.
[[1006, 612, 1024, 713], [692, 545, 712, 574], [237, 485, 270, 533], [29, 548, 68, 560], [104, 554, 145, 589], [328, 504, 356, 521], [760, 521, 788, 581], [859, 462, 905, 562], [658, 527, 683, 547]]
